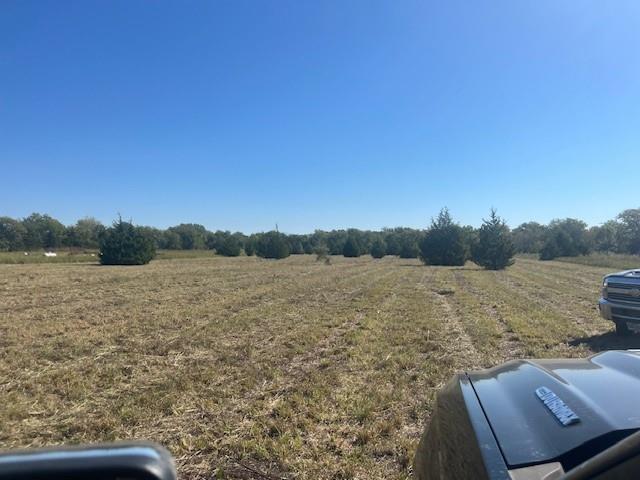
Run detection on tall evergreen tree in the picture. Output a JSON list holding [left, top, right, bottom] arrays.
[[471, 209, 515, 270], [418, 208, 467, 266], [342, 236, 362, 257], [100, 218, 156, 265], [370, 238, 386, 258]]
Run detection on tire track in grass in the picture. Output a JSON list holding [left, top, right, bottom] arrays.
[[501, 261, 609, 337], [221, 265, 428, 480], [511, 259, 603, 301], [171, 264, 400, 479], [452, 269, 525, 361], [458, 267, 593, 357], [501, 263, 609, 338], [427, 268, 486, 370], [308, 266, 491, 480], [514, 257, 609, 292]]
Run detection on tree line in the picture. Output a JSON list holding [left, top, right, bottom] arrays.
[[1, 207, 639, 266]]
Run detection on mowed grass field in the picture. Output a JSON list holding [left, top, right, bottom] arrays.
[[2, 255, 640, 479]]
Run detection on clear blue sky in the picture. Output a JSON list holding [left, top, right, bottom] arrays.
[[2, 1, 639, 233]]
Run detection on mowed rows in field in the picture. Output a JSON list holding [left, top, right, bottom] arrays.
[[0, 256, 637, 479]]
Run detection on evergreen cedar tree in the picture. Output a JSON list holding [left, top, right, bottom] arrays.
[[99, 218, 156, 265], [419, 208, 467, 266], [370, 238, 387, 258], [255, 231, 290, 259], [342, 236, 362, 257], [471, 209, 515, 270]]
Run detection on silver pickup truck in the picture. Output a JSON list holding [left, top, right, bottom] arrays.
[[599, 269, 640, 335]]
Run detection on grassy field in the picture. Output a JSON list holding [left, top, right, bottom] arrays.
[[554, 252, 640, 270], [0, 249, 215, 264], [1, 255, 637, 479], [0, 250, 99, 264]]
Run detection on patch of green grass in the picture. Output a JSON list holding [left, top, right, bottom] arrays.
[[554, 252, 640, 270], [0, 249, 219, 264], [155, 249, 217, 260], [0, 250, 99, 264]]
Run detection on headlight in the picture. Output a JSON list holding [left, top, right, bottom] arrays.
[[602, 278, 608, 298]]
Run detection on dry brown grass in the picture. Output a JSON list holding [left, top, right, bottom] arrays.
[[0, 255, 635, 479]]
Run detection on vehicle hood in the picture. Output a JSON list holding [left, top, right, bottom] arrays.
[[606, 269, 640, 279], [468, 350, 640, 468]]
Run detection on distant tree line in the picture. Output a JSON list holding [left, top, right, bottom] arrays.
[[1, 207, 639, 266], [512, 208, 640, 259]]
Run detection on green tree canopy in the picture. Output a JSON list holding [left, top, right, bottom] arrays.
[[217, 234, 242, 256], [342, 236, 362, 257], [419, 208, 467, 266], [22, 213, 66, 249], [512, 222, 547, 253], [539, 218, 589, 260], [0, 217, 27, 251], [255, 231, 290, 259], [65, 217, 105, 248], [617, 208, 640, 254], [167, 223, 207, 250], [100, 218, 156, 265], [471, 209, 515, 270], [370, 237, 387, 258]]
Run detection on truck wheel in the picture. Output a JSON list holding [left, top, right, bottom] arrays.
[[615, 321, 631, 336]]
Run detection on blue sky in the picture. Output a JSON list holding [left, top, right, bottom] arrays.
[[1, 1, 639, 233]]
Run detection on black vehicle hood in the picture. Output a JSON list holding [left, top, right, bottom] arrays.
[[606, 269, 640, 279], [468, 350, 640, 468]]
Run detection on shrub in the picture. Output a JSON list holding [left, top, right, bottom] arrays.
[[471, 209, 515, 270], [217, 235, 242, 257], [100, 218, 156, 265], [244, 237, 256, 256], [289, 238, 305, 255], [370, 238, 386, 258], [256, 231, 290, 259], [419, 208, 467, 266], [326, 231, 347, 255], [539, 235, 562, 260], [399, 239, 419, 259], [343, 236, 362, 257], [314, 245, 331, 264]]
